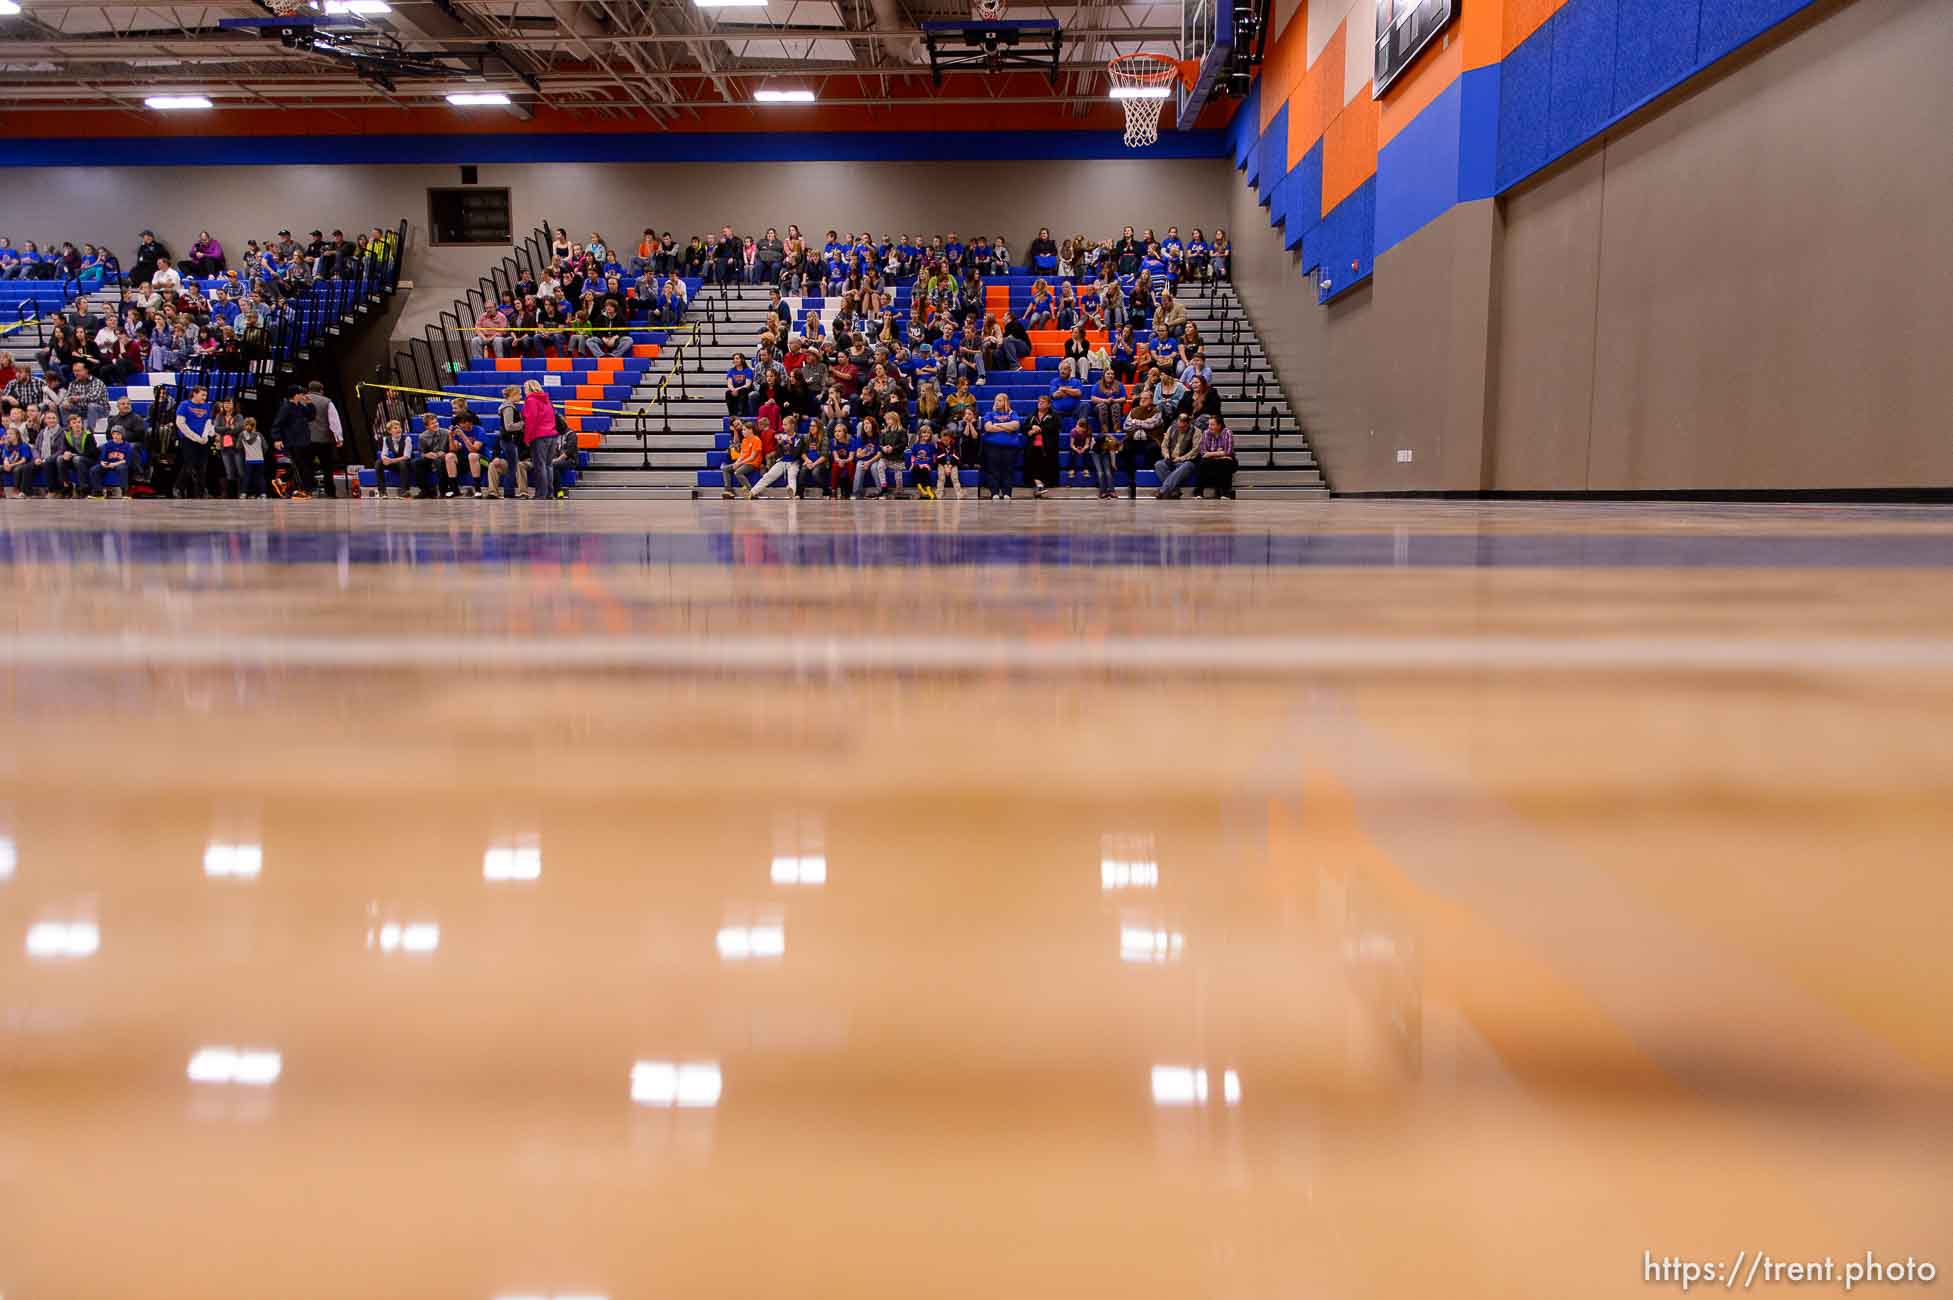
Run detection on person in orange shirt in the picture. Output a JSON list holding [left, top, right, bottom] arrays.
[[720, 418, 763, 498]]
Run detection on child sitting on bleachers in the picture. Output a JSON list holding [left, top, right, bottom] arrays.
[[1067, 416, 1095, 491], [906, 420, 937, 499]]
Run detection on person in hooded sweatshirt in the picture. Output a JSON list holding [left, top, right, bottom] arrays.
[[521, 379, 558, 501]]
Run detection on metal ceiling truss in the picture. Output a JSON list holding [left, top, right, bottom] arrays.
[[0, 0, 1193, 115]]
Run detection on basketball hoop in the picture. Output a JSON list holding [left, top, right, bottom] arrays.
[[1108, 51, 1191, 149]]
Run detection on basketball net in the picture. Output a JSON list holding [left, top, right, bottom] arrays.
[[1108, 52, 1187, 149]]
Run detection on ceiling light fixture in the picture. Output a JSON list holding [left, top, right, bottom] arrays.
[[446, 91, 512, 106], [145, 94, 214, 109], [1109, 85, 1170, 100], [324, 0, 391, 11], [693, 0, 770, 7], [0, 1, 23, 14], [753, 88, 815, 103]]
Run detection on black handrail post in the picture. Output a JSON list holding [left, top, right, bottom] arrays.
[[640, 407, 651, 471]]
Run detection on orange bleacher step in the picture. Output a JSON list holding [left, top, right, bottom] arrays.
[[631, 343, 662, 359]]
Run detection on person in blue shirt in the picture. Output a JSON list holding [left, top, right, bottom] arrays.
[[1048, 358, 1085, 422], [724, 352, 755, 417], [748, 417, 805, 499], [978, 392, 1024, 500], [849, 416, 886, 499], [0, 425, 34, 496], [944, 233, 965, 271], [1161, 227, 1184, 271], [1026, 279, 1056, 330], [906, 421, 937, 498], [1140, 246, 1170, 281], [174, 384, 214, 499], [1185, 229, 1211, 281]]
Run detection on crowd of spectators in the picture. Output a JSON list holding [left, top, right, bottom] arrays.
[[698, 222, 1237, 501], [0, 222, 400, 499]]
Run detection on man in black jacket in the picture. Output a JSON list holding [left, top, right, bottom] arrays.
[[268, 386, 315, 497], [710, 226, 741, 286], [129, 231, 170, 287]]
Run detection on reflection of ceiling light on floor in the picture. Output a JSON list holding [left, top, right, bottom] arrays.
[[25, 921, 99, 959], [0, 835, 15, 879], [371, 921, 440, 954], [715, 924, 785, 961], [769, 854, 825, 886], [1101, 857, 1159, 890], [1121, 926, 1185, 963], [1151, 1066, 1241, 1107], [187, 1047, 283, 1086], [630, 1060, 721, 1108], [203, 841, 262, 878], [494, 1293, 610, 1300], [483, 836, 542, 881]]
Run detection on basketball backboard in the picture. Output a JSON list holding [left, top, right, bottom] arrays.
[[1174, 0, 1235, 130]]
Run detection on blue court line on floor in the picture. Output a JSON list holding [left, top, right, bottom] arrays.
[[6, 531, 1953, 568]]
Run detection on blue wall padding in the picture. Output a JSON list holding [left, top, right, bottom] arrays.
[[1496, 18, 1556, 190], [1257, 102, 1289, 205], [1698, 0, 1814, 66], [1614, 0, 1702, 114], [1457, 63, 1502, 201], [1376, 74, 1462, 256], [1548, 0, 1620, 158], [1232, 82, 1261, 170], [1284, 140, 1323, 251], [1313, 177, 1377, 302]]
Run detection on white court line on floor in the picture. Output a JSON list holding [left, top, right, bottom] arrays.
[[4, 634, 1953, 674]]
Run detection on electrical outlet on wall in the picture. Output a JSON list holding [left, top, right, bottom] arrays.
[[1396, 449, 1414, 463]]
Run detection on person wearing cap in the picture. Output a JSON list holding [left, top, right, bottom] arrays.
[[130, 230, 170, 286]]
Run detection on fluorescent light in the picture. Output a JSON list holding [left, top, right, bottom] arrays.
[[324, 0, 391, 10], [187, 1047, 283, 1086], [769, 854, 825, 886], [0, 1, 21, 17], [483, 836, 541, 881], [753, 88, 815, 103], [25, 921, 99, 959], [630, 1060, 721, 1108], [1110, 85, 1171, 100], [715, 924, 784, 961], [447, 91, 512, 106], [145, 94, 213, 109], [693, 0, 769, 7], [1120, 926, 1185, 963], [203, 841, 262, 879], [0, 835, 14, 879]]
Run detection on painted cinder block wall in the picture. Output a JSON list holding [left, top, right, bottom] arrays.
[[1228, 0, 1953, 491]]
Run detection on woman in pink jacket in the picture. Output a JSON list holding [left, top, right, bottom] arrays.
[[521, 379, 559, 500]]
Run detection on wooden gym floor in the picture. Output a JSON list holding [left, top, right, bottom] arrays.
[[1, 498, 1949, 1298]]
